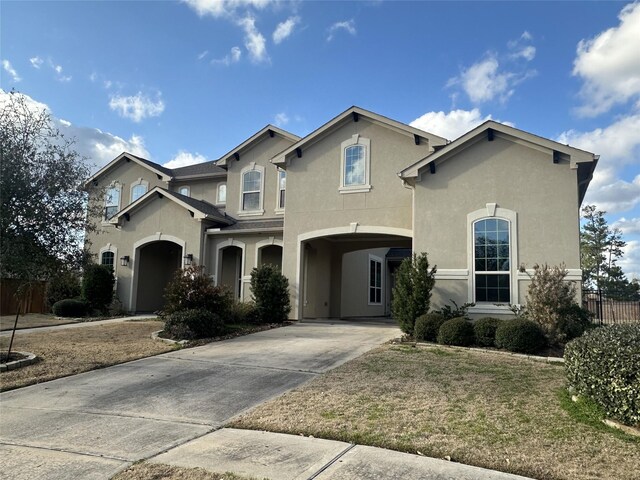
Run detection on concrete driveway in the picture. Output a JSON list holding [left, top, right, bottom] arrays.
[[0, 319, 399, 479]]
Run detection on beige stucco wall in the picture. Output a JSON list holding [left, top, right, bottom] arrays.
[[340, 248, 388, 318], [282, 119, 433, 318], [225, 135, 295, 218], [413, 135, 581, 311], [171, 178, 225, 207]]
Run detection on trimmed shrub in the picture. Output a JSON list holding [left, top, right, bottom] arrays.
[[82, 264, 115, 313], [557, 304, 593, 341], [163, 308, 225, 340], [414, 312, 445, 342], [250, 264, 291, 323], [229, 301, 259, 325], [565, 325, 640, 426], [52, 299, 87, 317], [495, 319, 546, 354], [164, 265, 232, 317], [474, 317, 503, 347], [46, 271, 81, 309], [437, 317, 475, 346], [391, 253, 437, 335]]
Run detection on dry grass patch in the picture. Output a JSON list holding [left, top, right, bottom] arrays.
[[113, 463, 263, 480], [0, 313, 79, 331], [0, 321, 173, 391], [230, 344, 640, 480]]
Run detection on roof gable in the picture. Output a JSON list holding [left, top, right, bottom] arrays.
[[217, 125, 300, 167], [85, 152, 173, 187], [271, 106, 448, 165], [109, 186, 233, 226]]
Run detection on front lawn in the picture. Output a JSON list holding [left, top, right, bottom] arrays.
[[229, 343, 639, 480]]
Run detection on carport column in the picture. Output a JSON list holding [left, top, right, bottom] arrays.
[[330, 250, 343, 318]]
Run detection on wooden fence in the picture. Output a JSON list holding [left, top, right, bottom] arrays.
[[0, 279, 48, 315]]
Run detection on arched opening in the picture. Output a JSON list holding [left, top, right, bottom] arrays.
[[298, 229, 412, 320], [135, 241, 182, 312], [219, 246, 243, 299], [258, 244, 283, 269]]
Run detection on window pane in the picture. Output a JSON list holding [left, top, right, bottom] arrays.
[[243, 192, 260, 210], [132, 184, 147, 201], [279, 170, 286, 189], [370, 260, 376, 285], [376, 289, 381, 303], [106, 187, 119, 207], [101, 252, 114, 270], [486, 259, 498, 271], [369, 288, 376, 303], [497, 219, 509, 232], [243, 171, 261, 191], [218, 184, 226, 203], [279, 189, 285, 208], [475, 259, 486, 271], [179, 187, 189, 197], [344, 145, 365, 186], [105, 206, 117, 219]]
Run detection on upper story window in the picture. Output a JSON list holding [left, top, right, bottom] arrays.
[[217, 183, 226, 204], [104, 185, 121, 220], [277, 169, 286, 210], [101, 251, 115, 270], [473, 218, 510, 303], [130, 178, 149, 203], [340, 134, 371, 193], [239, 164, 264, 215], [179, 186, 190, 197]]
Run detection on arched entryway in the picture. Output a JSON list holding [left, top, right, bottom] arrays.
[[258, 244, 283, 269], [134, 240, 183, 312], [219, 246, 243, 299]]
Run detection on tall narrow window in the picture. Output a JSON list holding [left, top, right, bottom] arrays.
[[474, 219, 510, 302], [104, 186, 120, 219], [131, 184, 147, 201], [217, 183, 226, 204], [101, 251, 115, 270], [242, 171, 261, 211], [278, 169, 286, 209], [345, 145, 365, 186], [340, 135, 371, 193], [369, 255, 382, 305]]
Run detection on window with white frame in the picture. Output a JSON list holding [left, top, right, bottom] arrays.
[[277, 169, 286, 209], [240, 165, 264, 214], [104, 186, 120, 219], [217, 183, 226, 204], [473, 218, 510, 303], [179, 186, 190, 197], [130, 179, 149, 203], [368, 255, 382, 305], [101, 251, 115, 270], [340, 135, 371, 193]]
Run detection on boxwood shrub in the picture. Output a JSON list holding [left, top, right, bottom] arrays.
[[437, 317, 475, 346], [413, 312, 445, 342], [163, 308, 225, 340], [52, 299, 87, 318], [473, 317, 503, 347], [564, 325, 640, 426], [495, 319, 546, 354]]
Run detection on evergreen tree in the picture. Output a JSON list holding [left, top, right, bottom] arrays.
[[391, 253, 437, 335]]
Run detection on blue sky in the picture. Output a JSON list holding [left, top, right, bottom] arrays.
[[1, 1, 639, 279]]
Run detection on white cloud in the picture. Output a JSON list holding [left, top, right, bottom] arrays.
[[573, 2, 640, 116], [29, 56, 43, 69], [508, 31, 536, 61], [558, 113, 640, 213], [197, 50, 209, 60], [273, 16, 300, 44], [619, 240, 640, 281], [409, 108, 513, 140], [0, 89, 150, 171], [212, 46, 242, 66], [2, 60, 21, 82], [613, 217, 640, 236], [273, 112, 289, 127], [237, 15, 268, 63], [183, 0, 273, 19], [109, 92, 165, 123], [327, 19, 356, 42], [163, 151, 208, 169]]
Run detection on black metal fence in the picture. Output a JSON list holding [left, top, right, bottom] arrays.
[[582, 289, 640, 325]]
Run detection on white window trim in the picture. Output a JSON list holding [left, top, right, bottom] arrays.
[[178, 186, 191, 197], [238, 163, 265, 216], [216, 183, 226, 206], [130, 178, 149, 204], [275, 168, 286, 214], [467, 204, 518, 312], [368, 254, 383, 306], [339, 134, 371, 194], [102, 182, 122, 224], [99, 243, 118, 278]]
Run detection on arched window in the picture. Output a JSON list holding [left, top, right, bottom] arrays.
[[242, 171, 261, 211], [131, 184, 147, 201], [179, 186, 190, 197], [101, 251, 115, 270], [473, 218, 510, 303], [340, 135, 371, 193], [217, 183, 226, 204]]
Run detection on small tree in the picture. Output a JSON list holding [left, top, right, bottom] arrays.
[[250, 264, 291, 323], [391, 252, 437, 335], [163, 265, 232, 316], [82, 264, 115, 313]]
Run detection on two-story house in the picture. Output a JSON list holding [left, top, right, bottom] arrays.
[[85, 106, 598, 319]]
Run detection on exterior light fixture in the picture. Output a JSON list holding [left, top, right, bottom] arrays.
[[183, 254, 193, 266], [120, 255, 130, 267]]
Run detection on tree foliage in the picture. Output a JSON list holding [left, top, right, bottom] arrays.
[[250, 264, 291, 323], [163, 265, 232, 316], [0, 90, 98, 283], [391, 252, 437, 335]]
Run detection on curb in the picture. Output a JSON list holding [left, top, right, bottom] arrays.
[[407, 341, 565, 364], [0, 351, 37, 372], [151, 330, 188, 346]]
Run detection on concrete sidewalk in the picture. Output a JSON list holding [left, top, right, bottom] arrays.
[[149, 428, 533, 480], [0, 314, 157, 337]]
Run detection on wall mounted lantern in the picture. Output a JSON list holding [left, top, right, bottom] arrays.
[[183, 254, 193, 266], [120, 255, 130, 267]]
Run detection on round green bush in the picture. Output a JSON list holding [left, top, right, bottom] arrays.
[[82, 264, 115, 313], [495, 319, 546, 353], [52, 299, 87, 318], [473, 317, 503, 347], [437, 317, 475, 346], [163, 308, 225, 340], [557, 304, 593, 342], [565, 325, 640, 426], [413, 312, 445, 342]]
